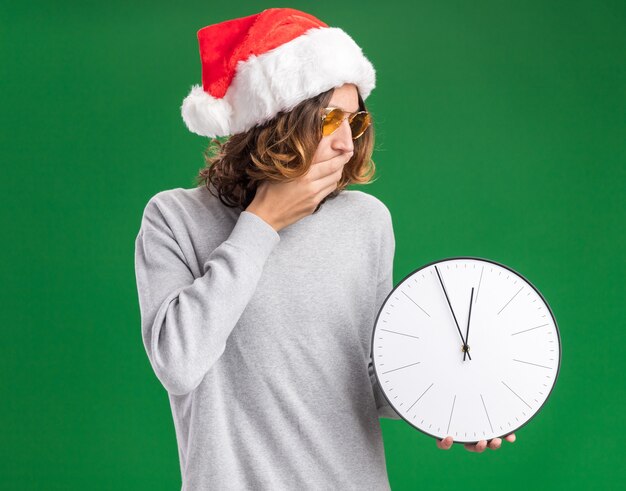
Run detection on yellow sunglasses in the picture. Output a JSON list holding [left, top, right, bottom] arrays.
[[320, 107, 372, 140]]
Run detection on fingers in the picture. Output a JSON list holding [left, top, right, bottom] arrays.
[[436, 436, 454, 450], [314, 167, 344, 195], [464, 440, 488, 453], [309, 153, 352, 181], [480, 433, 517, 450], [464, 436, 510, 452], [440, 433, 517, 452], [463, 438, 499, 452], [488, 438, 502, 449]]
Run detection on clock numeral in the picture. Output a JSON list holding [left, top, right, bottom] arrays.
[[380, 328, 419, 339], [511, 323, 550, 336], [501, 380, 532, 409], [497, 287, 523, 315], [480, 393, 494, 433], [446, 395, 457, 434], [407, 382, 434, 412], [513, 359, 552, 370], [402, 291, 430, 317], [475, 265, 484, 305], [381, 361, 421, 375]]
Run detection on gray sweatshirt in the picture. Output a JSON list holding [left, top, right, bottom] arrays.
[[134, 185, 401, 490]]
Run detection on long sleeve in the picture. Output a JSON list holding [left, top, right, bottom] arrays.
[[368, 205, 402, 420], [134, 198, 280, 396]]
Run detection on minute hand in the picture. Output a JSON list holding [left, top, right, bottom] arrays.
[[434, 265, 472, 361]]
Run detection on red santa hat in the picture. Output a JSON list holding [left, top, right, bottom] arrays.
[[180, 7, 376, 138]]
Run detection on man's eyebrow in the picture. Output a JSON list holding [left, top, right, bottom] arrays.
[[332, 105, 360, 113]]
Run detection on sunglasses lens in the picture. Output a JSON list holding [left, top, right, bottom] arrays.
[[322, 109, 372, 139], [322, 108, 344, 136], [349, 112, 371, 139]]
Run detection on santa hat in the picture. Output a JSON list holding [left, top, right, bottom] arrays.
[[180, 7, 376, 138]]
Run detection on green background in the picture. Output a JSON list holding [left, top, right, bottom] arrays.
[[1, 0, 623, 489]]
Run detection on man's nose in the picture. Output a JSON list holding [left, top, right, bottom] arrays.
[[331, 118, 355, 153]]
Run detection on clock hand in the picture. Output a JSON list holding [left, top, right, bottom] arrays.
[[434, 265, 472, 361], [463, 287, 474, 361]]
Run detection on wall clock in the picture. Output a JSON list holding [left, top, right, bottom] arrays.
[[371, 257, 561, 444]]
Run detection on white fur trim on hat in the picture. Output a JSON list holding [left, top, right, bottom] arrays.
[[181, 26, 375, 138], [181, 84, 233, 137]]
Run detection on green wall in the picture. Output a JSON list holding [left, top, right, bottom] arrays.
[[1, 1, 623, 489]]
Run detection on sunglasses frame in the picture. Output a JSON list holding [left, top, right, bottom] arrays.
[[320, 106, 371, 140]]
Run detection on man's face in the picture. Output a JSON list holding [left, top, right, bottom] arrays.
[[311, 83, 358, 166]]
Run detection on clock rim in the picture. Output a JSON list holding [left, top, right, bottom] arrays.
[[371, 255, 562, 444]]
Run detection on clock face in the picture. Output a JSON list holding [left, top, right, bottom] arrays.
[[372, 257, 561, 444]]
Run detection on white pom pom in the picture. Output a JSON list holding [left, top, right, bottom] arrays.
[[181, 84, 233, 138]]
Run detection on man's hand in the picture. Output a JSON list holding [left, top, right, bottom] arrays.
[[436, 433, 516, 452]]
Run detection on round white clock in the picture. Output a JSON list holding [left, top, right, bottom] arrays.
[[371, 257, 561, 444]]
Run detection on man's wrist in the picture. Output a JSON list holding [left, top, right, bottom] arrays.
[[245, 205, 280, 232]]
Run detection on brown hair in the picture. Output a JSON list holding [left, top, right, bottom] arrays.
[[194, 86, 377, 212]]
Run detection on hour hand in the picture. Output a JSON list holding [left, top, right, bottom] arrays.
[[434, 265, 472, 361], [463, 287, 474, 361]]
